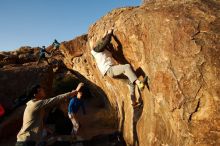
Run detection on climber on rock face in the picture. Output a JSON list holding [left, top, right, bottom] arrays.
[[67, 82, 86, 137], [37, 46, 50, 65], [90, 28, 145, 108], [51, 39, 60, 53], [16, 84, 78, 146]]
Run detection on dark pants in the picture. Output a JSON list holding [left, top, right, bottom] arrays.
[[15, 141, 36, 146], [37, 55, 49, 65]]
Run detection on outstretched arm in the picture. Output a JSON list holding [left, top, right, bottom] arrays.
[[76, 82, 84, 91], [38, 90, 78, 109], [93, 29, 113, 52], [67, 83, 83, 100]]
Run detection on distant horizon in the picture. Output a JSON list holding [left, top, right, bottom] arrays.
[[0, 0, 141, 51]]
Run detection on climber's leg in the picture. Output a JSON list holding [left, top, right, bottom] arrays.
[[107, 64, 145, 90], [107, 64, 137, 83], [68, 113, 79, 136], [128, 82, 137, 104]]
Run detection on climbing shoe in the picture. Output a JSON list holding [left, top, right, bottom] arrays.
[[137, 76, 149, 91], [137, 82, 145, 91]]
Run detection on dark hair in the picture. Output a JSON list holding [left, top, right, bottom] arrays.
[[78, 85, 85, 93], [77, 85, 90, 99], [27, 84, 41, 99]]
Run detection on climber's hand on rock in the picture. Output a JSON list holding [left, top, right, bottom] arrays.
[[76, 82, 84, 91], [107, 28, 114, 34], [69, 90, 78, 97]]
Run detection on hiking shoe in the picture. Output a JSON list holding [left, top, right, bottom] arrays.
[[71, 134, 76, 138], [70, 135, 77, 143]]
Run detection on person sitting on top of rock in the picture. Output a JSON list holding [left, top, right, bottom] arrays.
[[51, 39, 60, 55], [37, 46, 50, 65], [67, 82, 86, 137], [52, 39, 60, 50], [90, 28, 145, 107], [16, 84, 78, 146]]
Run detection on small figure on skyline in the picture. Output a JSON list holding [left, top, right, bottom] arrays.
[[51, 39, 60, 53], [37, 46, 50, 65]]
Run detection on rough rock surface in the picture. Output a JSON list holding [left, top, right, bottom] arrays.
[[0, 46, 118, 146], [0, 45, 64, 69], [0, 63, 53, 110], [61, 0, 220, 145], [0, 47, 40, 67], [60, 35, 113, 106]]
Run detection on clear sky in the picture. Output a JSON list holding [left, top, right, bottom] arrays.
[[0, 0, 141, 51]]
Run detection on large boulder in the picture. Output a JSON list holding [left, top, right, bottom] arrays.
[[60, 0, 220, 145]]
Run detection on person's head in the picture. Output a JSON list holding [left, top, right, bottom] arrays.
[[76, 83, 85, 99], [42, 46, 46, 49], [54, 39, 57, 42], [28, 84, 46, 100]]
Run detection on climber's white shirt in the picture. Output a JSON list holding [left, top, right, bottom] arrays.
[[91, 49, 115, 75]]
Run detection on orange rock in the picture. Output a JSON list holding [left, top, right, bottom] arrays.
[[60, 1, 220, 145]]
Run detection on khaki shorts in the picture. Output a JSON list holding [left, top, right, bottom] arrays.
[[68, 113, 74, 119], [68, 113, 79, 134]]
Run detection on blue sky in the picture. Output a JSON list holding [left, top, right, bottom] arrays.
[[0, 0, 141, 51]]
